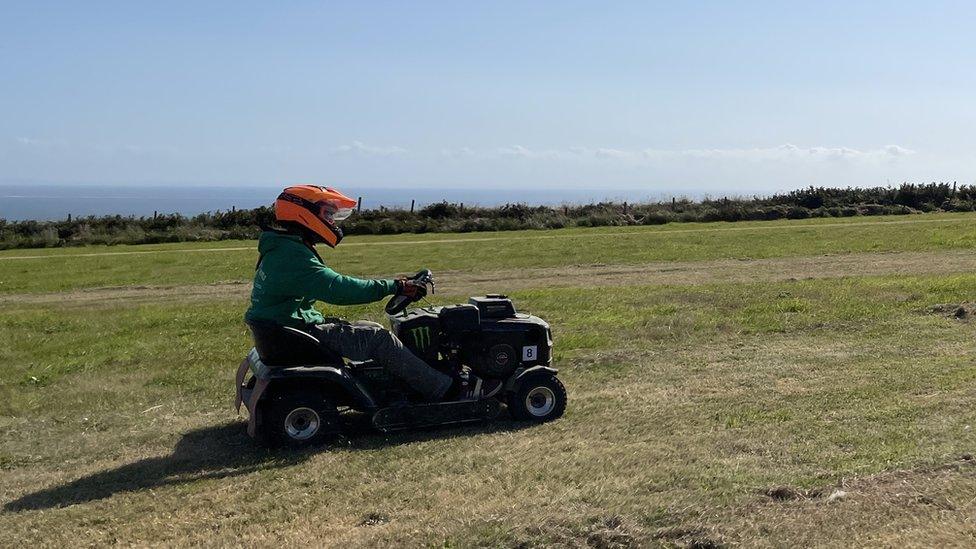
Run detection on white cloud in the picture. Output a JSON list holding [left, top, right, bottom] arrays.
[[497, 145, 539, 158], [14, 137, 48, 147], [477, 143, 916, 163], [440, 147, 474, 158], [882, 145, 914, 157], [496, 145, 572, 159], [331, 140, 406, 157], [496, 145, 530, 157], [593, 148, 631, 159], [8, 137, 917, 167]]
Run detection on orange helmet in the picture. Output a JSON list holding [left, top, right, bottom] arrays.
[[274, 185, 357, 247]]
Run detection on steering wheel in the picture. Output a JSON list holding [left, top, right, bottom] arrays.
[[385, 269, 435, 315]]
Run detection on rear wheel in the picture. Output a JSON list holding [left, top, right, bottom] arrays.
[[508, 375, 567, 422], [266, 392, 341, 447]]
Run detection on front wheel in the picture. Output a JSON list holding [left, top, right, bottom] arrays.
[[508, 376, 567, 422], [265, 392, 341, 447]]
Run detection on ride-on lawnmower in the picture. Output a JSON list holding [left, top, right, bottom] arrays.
[[234, 270, 567, 446]]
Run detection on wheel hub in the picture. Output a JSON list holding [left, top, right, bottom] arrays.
[[284, 407, 320, 440], [525, 387, 556, 417]]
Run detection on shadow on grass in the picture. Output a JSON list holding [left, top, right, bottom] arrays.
[[4, 418, 530, 513]]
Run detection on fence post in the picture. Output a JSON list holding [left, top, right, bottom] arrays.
[[154, 210, 158, 220], [671, 197, 676, 210], [357, 197, 362, 212], [460, 202, 464, 212], [67, 213, 72, 222], [410, 199, 415, 213]]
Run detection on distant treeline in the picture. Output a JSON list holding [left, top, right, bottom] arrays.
[[1, 182, 971, 250]]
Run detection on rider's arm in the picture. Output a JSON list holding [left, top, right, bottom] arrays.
[[295, 262, 396, 305]]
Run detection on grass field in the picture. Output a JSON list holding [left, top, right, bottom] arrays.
[[2, 213, 976, 547]]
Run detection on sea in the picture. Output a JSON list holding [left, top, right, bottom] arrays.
[[0, 184, 679, 221]]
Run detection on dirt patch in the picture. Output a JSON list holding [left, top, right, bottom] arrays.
[[652, 525, 725, 548], [4, 250, 976, 307], [357, 512, 389, 527], [0, 280, 252, 306], [928, 302, 976, 321], [764, 485, 822, 501]]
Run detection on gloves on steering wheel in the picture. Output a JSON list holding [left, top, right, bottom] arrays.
[[394, 277, 428, 300]]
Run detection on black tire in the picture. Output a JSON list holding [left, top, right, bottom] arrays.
[[507, 375, 567, 422], [265, 392, 341, 447]]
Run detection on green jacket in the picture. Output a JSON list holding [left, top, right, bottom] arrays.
[[244, 231, 396, 328]]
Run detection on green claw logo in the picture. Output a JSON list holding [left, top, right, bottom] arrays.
[[410, 326, 432, 350]]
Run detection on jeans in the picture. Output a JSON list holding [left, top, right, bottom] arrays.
[[309, 320, 452, 401]]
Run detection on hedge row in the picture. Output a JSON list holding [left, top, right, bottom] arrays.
[[0, 182, 969, 249]]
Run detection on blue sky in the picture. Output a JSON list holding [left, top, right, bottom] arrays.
[[1, 1, 974, 195]]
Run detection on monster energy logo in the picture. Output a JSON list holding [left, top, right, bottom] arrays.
[[410, 326, 432, 350]]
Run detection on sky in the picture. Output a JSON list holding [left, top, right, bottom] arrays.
[[1, 1, 974, 196]]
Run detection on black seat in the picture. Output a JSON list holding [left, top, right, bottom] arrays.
[[245, 319, 344, 367]]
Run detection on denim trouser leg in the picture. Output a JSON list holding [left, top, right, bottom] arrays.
[[310, 320, 452, 401]]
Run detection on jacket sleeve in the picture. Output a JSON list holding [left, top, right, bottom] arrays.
[[294, 262, 396, 305]]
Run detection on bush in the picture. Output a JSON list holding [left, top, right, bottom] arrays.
[[0, 181, 967, 250], [641, 212, 672, 225], [762, 207, 786, 221], [858, 204, 887, 216], [419, 201, 460, 219], [786, 207, 811, 220]]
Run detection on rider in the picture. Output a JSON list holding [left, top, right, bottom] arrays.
[[244, 185, 488, 402]]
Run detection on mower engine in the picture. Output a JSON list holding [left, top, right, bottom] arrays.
[[389, 294, 552, 379]]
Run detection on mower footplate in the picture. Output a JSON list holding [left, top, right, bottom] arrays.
[[372, 399, 501, 432]]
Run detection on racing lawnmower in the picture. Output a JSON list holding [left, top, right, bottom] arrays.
[[234, 270, 567, 446]]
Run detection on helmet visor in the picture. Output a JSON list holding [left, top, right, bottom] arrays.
[[331, 207, 353, 221], [318, 201, 353, 223]]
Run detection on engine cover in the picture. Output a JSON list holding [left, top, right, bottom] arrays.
[[390, 296, 553, 380], [484, 344, 516, 377], [463, 313, 552, 379]]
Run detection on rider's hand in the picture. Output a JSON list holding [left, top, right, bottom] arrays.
[[395, 277, 428, 300]]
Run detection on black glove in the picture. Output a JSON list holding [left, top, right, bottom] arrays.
[[394, 278, 428, 300]]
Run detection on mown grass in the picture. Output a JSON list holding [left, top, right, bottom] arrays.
[[2, 255, 976, 546], [3, 212, 976, 294]]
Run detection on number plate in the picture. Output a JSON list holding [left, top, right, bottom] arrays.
[[522, 345, 537, 361]]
